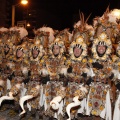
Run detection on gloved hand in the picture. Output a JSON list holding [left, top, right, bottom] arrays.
[[63, 79, 68, 87], [59, 74, 65, 79], [67, 66, 72, 73], [41, 76, 50, 84], [7, 73, 14, 80], [81, 73, 87, 78], [109, 73, 114, 79], [92, 62, 103, 69], [86, 77, 93, 85], [116, 83, 120, 91], [23, 78, 30, 84], [28, 70, 31, 76]]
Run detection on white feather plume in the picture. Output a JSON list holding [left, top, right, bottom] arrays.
[[0, 27, 8, 32], [108, 9, 120, 24], [9, 26, 28, 39], [38, 26, 55, 43]]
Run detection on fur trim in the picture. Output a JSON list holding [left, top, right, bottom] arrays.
[[69, 36, 87, 61], [29, 41, 45, 61], [92, 32, 112, 61], [49, 37, 65, 58]]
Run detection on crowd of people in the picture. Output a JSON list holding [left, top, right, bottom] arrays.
[[0, 8, 120, 120]]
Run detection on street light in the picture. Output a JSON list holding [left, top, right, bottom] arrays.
[[12, 0, 28, 27], [27, 22, 30, 27]]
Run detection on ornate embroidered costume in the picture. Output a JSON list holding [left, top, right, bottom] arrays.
[[0, 28, 14, 96], [26, 40, 45, 109], [19, 40, 46, 116], [43, 37, 67, 118], [112, 43, 120, 120], [86, 32, 114, 120], [65, 35, 90, 119], [11, 42, 29, 101]]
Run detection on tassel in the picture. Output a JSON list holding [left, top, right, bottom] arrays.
[[50, 96, 62, 110], [0, 92, 14, 106], [19, 85, 40, 116], [19, 95, 33, 116], [66, 96, 81, 120]]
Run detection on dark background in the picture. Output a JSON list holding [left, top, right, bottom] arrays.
[[15, 0, 120, 30], [0, 0, 120, 37]]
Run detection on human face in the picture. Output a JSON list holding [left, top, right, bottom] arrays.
[[97, 45, 106, 55], [73, 47, 82, 58], [32, 48, 39, 59], [16, 49, 23, 58], [53, 45, 60, 56]]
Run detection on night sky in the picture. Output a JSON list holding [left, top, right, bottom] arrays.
[[15, 0, 120, 30]]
